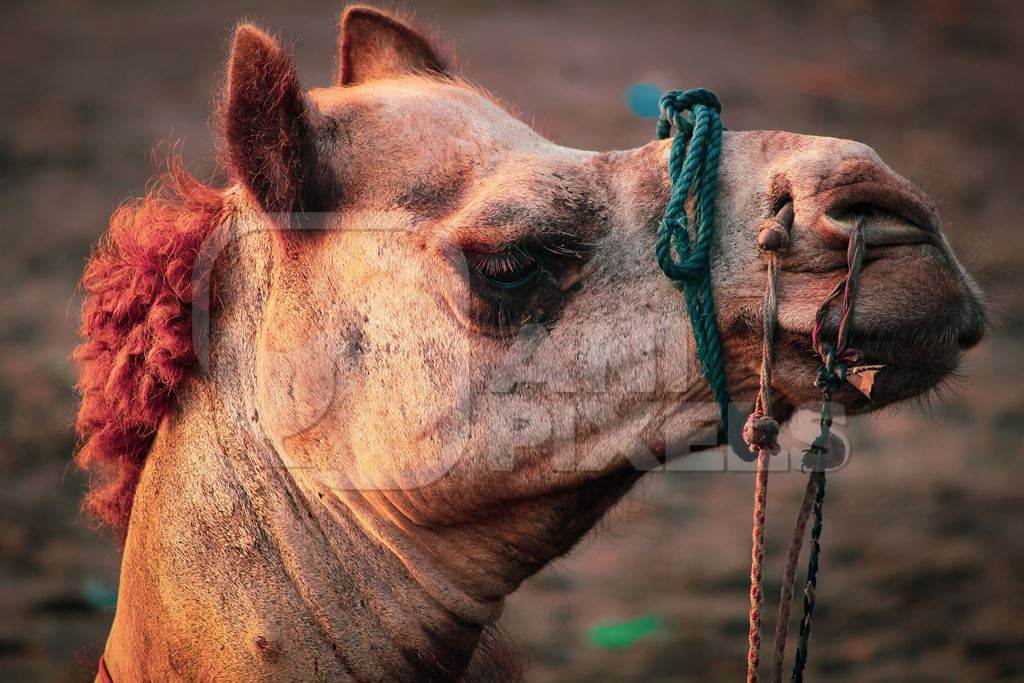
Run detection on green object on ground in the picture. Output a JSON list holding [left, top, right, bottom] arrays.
[[587, 614, 662, 649]]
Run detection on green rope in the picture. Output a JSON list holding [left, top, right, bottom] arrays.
[[655, 88, 730, 428]]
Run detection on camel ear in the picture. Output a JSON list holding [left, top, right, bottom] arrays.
[[335, 6, 449, 86], [224, 25, 313, 214]]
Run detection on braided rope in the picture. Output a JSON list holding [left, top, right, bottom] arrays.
[[788, 222, 866, 681], [655, 89, 730, 427], [770, 475, 817, 682], [791, 470, 826, 681], [745, 223, 784, 683], [747, 448, 771, 683]]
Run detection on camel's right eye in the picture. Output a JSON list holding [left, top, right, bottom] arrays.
[[448, 237, 585, 337], [469, 247, 541, 291]]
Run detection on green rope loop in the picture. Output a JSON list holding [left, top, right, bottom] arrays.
[[655, 88, 731, 428]]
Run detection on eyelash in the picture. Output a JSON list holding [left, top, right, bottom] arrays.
[[469, 247, 540, 289]]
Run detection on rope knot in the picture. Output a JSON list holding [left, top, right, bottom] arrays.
[[815, 363, 847, 393], [659, 87, 722, 117], [743, 413, 781, 455], [814, 346, 848, 394], [802, 431, 847, 472]]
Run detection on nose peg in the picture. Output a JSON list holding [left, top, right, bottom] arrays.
[[758, 201, 793, 252]]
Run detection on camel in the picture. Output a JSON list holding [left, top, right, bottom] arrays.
[[75, 6, 986, 681]]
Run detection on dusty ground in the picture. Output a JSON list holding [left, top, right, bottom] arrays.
[[1, 0, 1022, 680]]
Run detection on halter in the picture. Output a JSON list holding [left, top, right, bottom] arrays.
[[657, 89, 871, 682]]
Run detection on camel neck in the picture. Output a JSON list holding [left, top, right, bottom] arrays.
[[103, 380, 513, 681]]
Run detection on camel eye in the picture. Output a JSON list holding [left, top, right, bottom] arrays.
[[470, 247, 540, 290]]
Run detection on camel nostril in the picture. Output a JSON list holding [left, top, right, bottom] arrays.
[[843, 202, 917, 226], [813, 160, 939, 247], [826, 200, 936, 248]]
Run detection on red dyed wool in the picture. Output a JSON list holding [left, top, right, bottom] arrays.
[[74, 156, 224, 535]]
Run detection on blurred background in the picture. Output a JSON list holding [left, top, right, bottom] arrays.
[[1, 0, 1021, 680]]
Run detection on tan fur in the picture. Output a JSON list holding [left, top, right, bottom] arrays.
[[97, 8, 985, 681]]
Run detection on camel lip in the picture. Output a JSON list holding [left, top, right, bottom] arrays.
[[776, 326, 964, 413], [850, 349, 959, 406], [837, 360, 957, 415]]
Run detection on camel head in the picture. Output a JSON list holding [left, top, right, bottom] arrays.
[[78, 7, 990, 679], [218, 5, 985, 566], [213, 2, 988, 634]]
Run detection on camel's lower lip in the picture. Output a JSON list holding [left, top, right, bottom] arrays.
[[844, 353, 960, 413], [779, 331, 962, 413]]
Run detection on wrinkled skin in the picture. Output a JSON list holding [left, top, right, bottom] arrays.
[[100, 7, 985, 681]]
